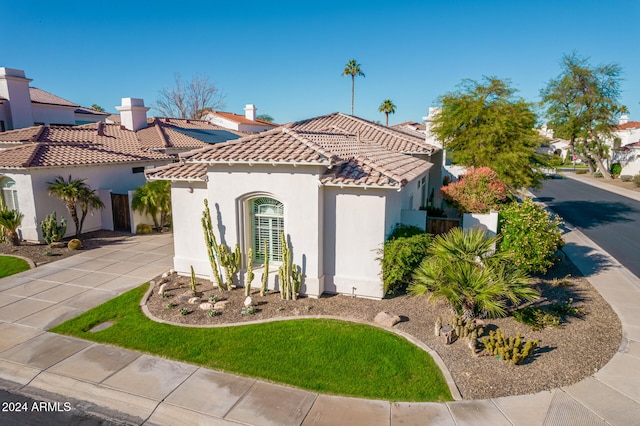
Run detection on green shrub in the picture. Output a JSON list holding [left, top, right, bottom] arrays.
[[621, 175, 633, 182], [379, 231, 432, 295], [593, 171, 603, 178], [67, 239, 83, 250], [610, 163, 622, 178], [499, 199, 564, 274], [634, 174, 640, 187], [387, 224, 425, 240], [136, 223, 153, 234], [575, 169, 587, 175]]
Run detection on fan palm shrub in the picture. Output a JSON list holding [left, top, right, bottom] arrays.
[[131, 180, 171, 232], [409, 227, 538, 319], [47, 176, 105, 237], [0, 206, 24, 246]]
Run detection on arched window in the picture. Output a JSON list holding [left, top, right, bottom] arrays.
[[0, 177, 19, 211], [251, 197, 284, 263]]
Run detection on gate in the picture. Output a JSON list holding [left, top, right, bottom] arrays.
[[111, 193, 131, 232], [427, 217, 460, 235]]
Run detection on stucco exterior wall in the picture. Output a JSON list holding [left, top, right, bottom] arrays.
[[323, 187, 386, 299], [31, 104, 75, 126]]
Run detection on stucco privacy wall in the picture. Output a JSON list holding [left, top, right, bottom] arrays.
[[323, 187, 387, 298], [171, 181, 210, 277], [204, 164, 325, 296]]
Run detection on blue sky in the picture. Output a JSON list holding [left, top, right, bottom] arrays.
[[3, 0, 639, 125]]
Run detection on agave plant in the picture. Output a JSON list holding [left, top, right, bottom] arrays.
[[0, 206, 24, 246], [409, 227, 538, 319]]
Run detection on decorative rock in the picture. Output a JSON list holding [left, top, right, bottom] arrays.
[[213, 301, 228, 310], [199, 303, 214, 310], [162, 272, 169, 279], [158, 283, 167, 296], [441, 325, 457, 345], [244, 296, 253, 307], [188, 297, 200, 304], [374, 311, 401, 327], [170, 269, 176, 274]]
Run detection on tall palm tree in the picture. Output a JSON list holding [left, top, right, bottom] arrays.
[[409, 227, 538, 319], [378, 99, 396, 126], [342, 59, 365, 115], [131, 180, 172, 231], [47, 176, 105, 237]]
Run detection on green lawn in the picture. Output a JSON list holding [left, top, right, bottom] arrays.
[[51, 284, 453, 402], [0, 255, 31, 278]]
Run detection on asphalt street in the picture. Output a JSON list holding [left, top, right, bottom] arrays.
[[531, 175, 640, 278]]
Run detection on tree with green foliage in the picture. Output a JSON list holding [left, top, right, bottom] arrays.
[[499, 198, 564, 274], [47, 176, 105, 238], [256, 114, 274, 122], [131, 180, 172, 232], [342, 59, 365, 115], [540, 53, 627, 179], [378, 99, 396, 126], [409, 227, 538, 319], [431, 77, 547, 190], [90, 104, 105, 112], [0, 205, 24, 246]]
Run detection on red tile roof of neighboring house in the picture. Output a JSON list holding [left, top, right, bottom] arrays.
[[0, 118, 244, 169], [147, 114, 437, 189], [617, 121, 640, 130], [206, 110, 279, 127], [28, 87, 78, 107], [392, 121, 426, 131]]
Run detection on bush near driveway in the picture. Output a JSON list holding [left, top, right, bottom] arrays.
[[499, 198, 564, 274]]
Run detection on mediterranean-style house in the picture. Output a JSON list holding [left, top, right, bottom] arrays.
[[0, 67, 108, 131], [201, 104, 279, 134], [0, 98, 244, 242], [146, 113, 442, 299], [611, 117, 640, 176]]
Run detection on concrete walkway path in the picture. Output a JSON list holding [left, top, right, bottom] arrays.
[[0, 189, 639, 425]]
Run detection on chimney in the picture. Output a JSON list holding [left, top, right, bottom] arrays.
[[619, 115, 629, 125], [96, 121, 105, 136], [0, 68, 35, 130], [115, 98, 149, 131], [244, 104, 257, 121]]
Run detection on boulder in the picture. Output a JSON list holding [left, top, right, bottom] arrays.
[[374, 311, 401, 327], [199, 303, 214, 310], [213, 301, 229, 310], [188, 297, 200, 304], [244, 296, 253, 307], [158, 283, 167, 296]]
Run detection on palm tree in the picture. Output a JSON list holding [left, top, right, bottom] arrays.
[[342, 59, 365, 115], [378, 99, 396, 126], [0, 206, 24, 246], [131, 180, 172, 232], [47, 176, 105, 237], [409, 227, 538, 319]]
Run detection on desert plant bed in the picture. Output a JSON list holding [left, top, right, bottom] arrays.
[[138, 255, 621, 400]]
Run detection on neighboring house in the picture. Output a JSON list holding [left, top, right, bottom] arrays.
[[0, 67, 108, 131], [392, 121, 426, 134], [201, 104, 279, 134], [146, 112, 440, 299], [611, 116, 640, 175], [0, 98, 244, 242]]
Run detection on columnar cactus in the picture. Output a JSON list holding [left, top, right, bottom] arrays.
[[40, 212, 67, 245], [190, 265, 197, 296], [218, 243, 240, 291], [202, 200, 223, 289], [245, 247, 254, 297], [278, 232, 302, 300], [260, 241, 269, 296]]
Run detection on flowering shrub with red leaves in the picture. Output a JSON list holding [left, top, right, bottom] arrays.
[[441, 167, 507, 213]]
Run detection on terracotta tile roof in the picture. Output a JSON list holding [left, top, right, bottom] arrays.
[[392, 121, 426, 131], [617, 121, 640, 130], [206, 111, 279, 127], [0, 125, 44, 142], [75, 106, 109, 116], [148, 115, 436, 188], [146, 161, 207, 181], [136, 118, 245, 150], [28, 87, 78, 107], [288, 113, 437, 154]]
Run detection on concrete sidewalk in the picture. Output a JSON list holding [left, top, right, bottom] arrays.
[[0, 213, 639, 424]]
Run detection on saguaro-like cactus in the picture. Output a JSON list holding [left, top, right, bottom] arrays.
[[260, 241, 269, 296], [278, 232, 302, 300], [218, 243, 240, 291], [245, 247, 254, 297], [201, 199, 223, 289]]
